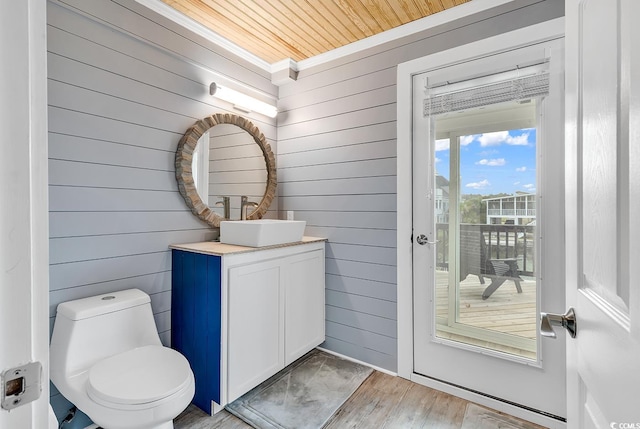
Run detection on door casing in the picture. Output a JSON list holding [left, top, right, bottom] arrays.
[[397, 18, 566, 428]]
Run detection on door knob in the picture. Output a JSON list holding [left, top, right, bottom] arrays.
[[540, 307, 577, 339], [416, 234, 438, 245]]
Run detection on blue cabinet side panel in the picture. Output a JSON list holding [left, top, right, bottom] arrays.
[[171, 250, 221, 413]]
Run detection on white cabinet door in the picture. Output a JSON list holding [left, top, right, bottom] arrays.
[[227, 260, 284, 402], [284, 250, 325, 365]]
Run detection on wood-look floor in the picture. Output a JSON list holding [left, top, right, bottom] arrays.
[[175, 371, 546, 429]]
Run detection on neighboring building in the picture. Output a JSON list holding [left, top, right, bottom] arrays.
[[435, 173, 450, 224], [483, 192, 536, 225]]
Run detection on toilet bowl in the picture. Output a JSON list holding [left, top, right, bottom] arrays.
[[50, 289, 195, 429]]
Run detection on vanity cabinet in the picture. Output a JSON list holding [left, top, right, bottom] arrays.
[[171, 238, 325, 414]]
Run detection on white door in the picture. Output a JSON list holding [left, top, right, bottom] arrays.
[[409, 28, 566, 425], [0, 0, 49, 428], [564, 0, 640, 427]]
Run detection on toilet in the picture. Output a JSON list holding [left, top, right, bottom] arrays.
[[50, 289, 195, 429]]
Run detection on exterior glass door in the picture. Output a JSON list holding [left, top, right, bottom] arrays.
[[433, 101, 538, 359]]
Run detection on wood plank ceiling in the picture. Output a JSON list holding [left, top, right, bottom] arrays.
[[161, 0, 471, 64]]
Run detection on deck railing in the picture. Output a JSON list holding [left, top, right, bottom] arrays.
[[435, 223, 535, 276], [487, 208, 536, 217]]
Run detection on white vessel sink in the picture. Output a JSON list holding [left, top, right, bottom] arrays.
[[220, 220, 306, 247]]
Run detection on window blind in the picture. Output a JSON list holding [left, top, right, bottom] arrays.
[[424, 71, 549, 117]]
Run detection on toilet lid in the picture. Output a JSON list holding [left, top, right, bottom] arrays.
[[87, 345, 192, 406]]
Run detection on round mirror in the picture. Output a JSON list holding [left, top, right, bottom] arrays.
[[176, 113, 276, 228]]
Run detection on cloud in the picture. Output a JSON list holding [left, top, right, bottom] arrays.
[[523, 183, 536, 190], [516, 166, 527, 172], [476, 158, 506, 166], [478, 131, 530, 147], [466, 179, 490, 189], [514, 181, 521, 185], [478, 149, 499, 157], [435, 157, 441, 163], [435, 139, 450, 152], [460, 135, 476, 146]]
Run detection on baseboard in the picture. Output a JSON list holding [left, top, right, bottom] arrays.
[[409, 372, 567, 429], [315, 347, 397, 377]]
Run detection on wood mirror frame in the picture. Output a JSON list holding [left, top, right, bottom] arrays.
[[175, 113, 276, 228]]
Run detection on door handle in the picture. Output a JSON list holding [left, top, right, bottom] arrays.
[[540, 307, 577, 339], [416, 234, 438, 245]]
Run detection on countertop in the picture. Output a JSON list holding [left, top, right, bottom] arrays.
[[169, 236, 327, 256]]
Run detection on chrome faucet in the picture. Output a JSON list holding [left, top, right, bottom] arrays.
[[241, 196, 258, 220], [215, 196, 230, 219]]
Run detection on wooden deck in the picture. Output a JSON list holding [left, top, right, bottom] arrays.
[[434, 270, 538, 359]]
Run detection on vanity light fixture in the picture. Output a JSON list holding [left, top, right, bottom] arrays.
[[209, 82, 278, 118]]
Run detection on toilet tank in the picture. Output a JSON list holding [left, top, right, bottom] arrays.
[[50, 289, 162, 379]]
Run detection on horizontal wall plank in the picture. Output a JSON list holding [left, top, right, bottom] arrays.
[[326, 273, 396, 302], [50, 229, 209, 265], [206, 185, 266, 199], [326, 320, 396, 356], [210, 156, 267, 172], [209, 170, 268, 184], [279, 85, 396, 127], [279, 176, 396, 196], [279, 68, 397, 112], [278, 104, 396, 141], [48, 106, 182, 152], [278, 140, 395, 168], [211, 145, 265, 161], [279, 158, 396, 182], [48, 53, 213, 122], [154, 310, 171, 334], [325, 305, 396, 339], [49, 133, 174, 171], [299, 211, 395, 230], [51, 0, 273, 93], [49, 211, 208, 238], [150, 291, 172, 314], [326, 243, 396, 266], [48, 79, 197, 134], [50, 251, 171, 291], [278, 121, 395, 155], [49, 186, 187, 212], [49, 159, 177, 191], [281, 195, 396, 212], [326, 258, 396, 285], [305, 226, 396, 248], [47, 25, 209, 102], [326, 289, 396, 320]]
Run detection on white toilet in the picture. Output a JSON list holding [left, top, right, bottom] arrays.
[[50, 289, 195, 429]]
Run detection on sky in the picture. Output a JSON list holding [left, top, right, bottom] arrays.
[[435, 128, 537, 195]]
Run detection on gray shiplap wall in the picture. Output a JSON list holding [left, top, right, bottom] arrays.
[[277, 1, 564, 371], [47, 0, 276, 423]]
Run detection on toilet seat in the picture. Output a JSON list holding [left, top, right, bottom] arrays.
[[87, 345, 192, 407]]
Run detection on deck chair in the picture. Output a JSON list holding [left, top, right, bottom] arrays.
[[459, 227, 523, 300]]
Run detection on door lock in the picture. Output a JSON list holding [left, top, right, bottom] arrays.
[[540, 307, 577, 339], [416, 234, 438, 245]]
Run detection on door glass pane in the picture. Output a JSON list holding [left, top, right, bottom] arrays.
[[433, 100, 538, 360]]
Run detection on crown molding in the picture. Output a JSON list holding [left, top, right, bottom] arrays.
[[135, 0, 539, 82], [133, 0, 272, 72], [296, 0, 529, 71]]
